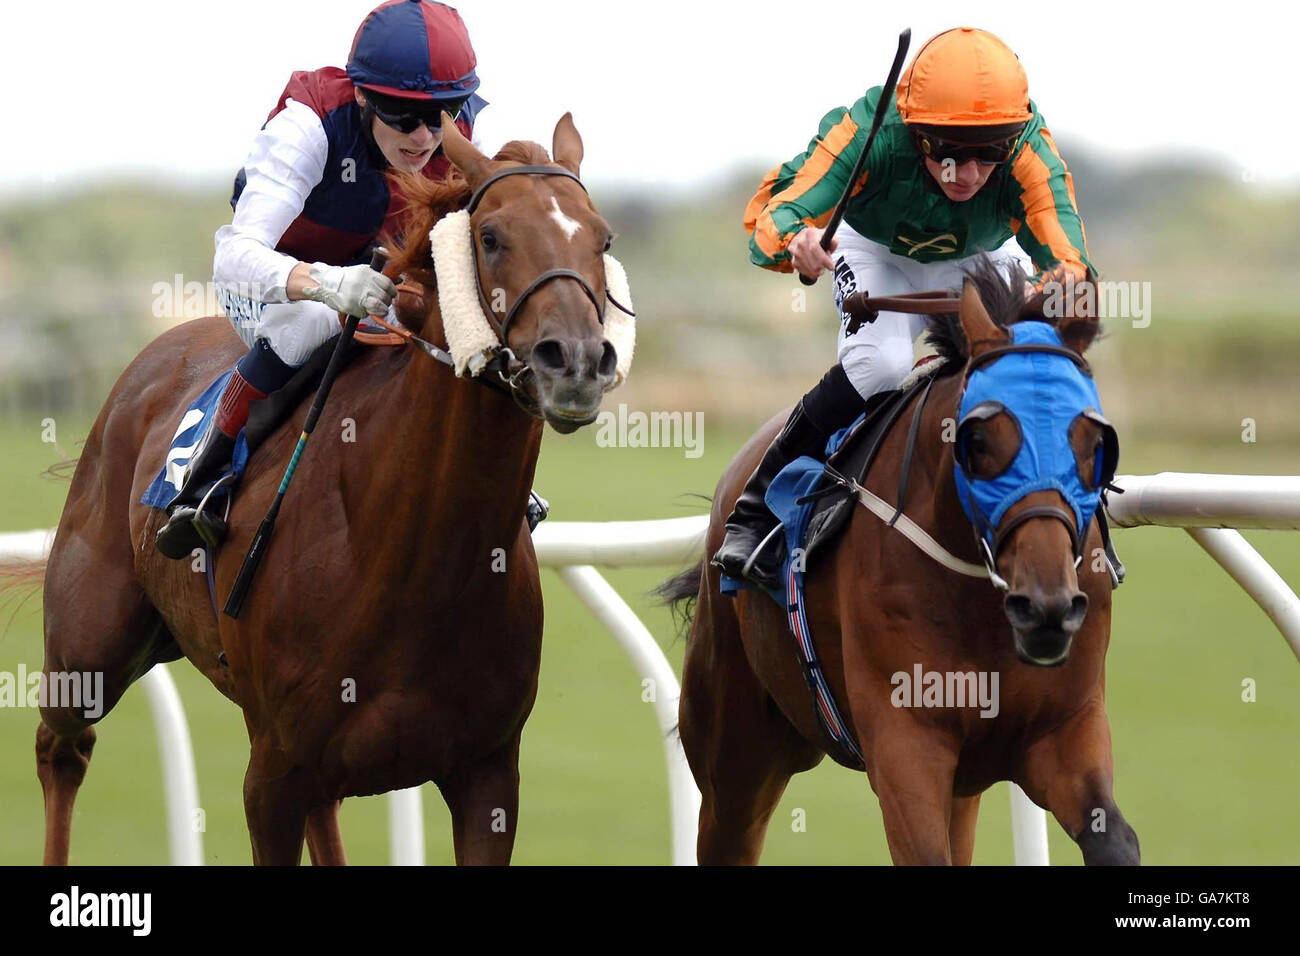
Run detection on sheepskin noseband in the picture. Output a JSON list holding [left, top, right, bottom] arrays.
[[429, 209, 636, 386]]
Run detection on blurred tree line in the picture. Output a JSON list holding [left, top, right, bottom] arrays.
[[1, 139, 1297, 468]]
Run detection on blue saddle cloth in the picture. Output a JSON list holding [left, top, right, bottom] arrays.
[[140, 370, 251, 509], [719, 413, 865, 604]]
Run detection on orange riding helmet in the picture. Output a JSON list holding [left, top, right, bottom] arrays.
[[896, 27, 1032, 144]]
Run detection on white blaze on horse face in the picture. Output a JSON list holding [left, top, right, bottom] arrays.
[[548, 196, 582, 241]]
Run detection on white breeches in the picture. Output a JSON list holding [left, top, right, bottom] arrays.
[[218, 289, 341, 367], [831, 223, 1031, 401]]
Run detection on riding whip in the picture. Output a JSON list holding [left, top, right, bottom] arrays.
[[224, 247, 389, 618], [799, 28, 911, 286]]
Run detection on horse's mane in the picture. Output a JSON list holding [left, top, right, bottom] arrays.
[[924, 255, 1034, 375], [384, 140, 555, 280]]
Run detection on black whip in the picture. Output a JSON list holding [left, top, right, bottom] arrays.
[[224, 248, 389, 618]]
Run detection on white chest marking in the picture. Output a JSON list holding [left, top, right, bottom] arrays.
[[548, 196, 582, 241]]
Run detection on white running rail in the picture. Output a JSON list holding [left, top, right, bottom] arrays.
[[5, 471, 1297, 865]]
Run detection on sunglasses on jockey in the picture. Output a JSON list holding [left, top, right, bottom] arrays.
[[912, 125, 1024, 166], [362, 90, 467, 134]]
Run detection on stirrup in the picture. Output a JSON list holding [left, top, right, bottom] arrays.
[[193, 473, 236, 549], [526, 490, 549, 532], [739, 521, 786, 583], [156, 473, 235, 559]]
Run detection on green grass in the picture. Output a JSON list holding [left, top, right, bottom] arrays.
[[1, 416, 1297, 865]]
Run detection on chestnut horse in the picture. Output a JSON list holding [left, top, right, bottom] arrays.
[[664, 264, 1140, 865], [30, 115, 620, 864]]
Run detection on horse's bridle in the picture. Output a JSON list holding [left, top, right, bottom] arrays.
[[462, 164, 633, 411], [369, 164, 633, 415], [844, 292, 1101, 590]]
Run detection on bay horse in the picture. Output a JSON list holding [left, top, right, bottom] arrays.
[[27, 114, 621, 865], [664, 263, 1140, 865]]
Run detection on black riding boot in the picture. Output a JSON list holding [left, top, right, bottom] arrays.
[[155, 421, 237, 559], [155, 339, 294, 559], [711, 363, 867, 589]]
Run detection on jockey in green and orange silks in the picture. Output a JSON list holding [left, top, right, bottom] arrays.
[[714, 26, 1097, 589], [746, 27, 1092, 288]]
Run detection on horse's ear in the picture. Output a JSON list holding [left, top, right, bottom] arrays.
[[959, 278, 1008, 357], [552, 112, 583, 176], [440, 112, 493, 187], [1048, 267, 1100, 355], [1059, 316, 1099, 355]]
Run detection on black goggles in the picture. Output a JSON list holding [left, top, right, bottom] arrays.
[[364, 93, 467, 134], [914, 130, 1021, 166]]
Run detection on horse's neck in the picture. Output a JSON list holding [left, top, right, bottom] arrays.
[[351, 325, 544, 552], [911, 373, 982, 563]]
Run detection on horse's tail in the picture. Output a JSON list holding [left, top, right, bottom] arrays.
[[653, 560, 704, 642], [40, 456, 80, 482], [0, 541, 49, 636], [0, 458, 77, 632]]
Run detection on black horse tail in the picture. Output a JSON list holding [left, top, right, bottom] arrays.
[[653, 560, 704, 641]]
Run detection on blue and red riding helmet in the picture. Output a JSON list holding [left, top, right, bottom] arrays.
[[346, 0, 480, 103]]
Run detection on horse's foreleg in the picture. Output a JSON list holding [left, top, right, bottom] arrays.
[[243, 741, 312, 865], [305, 800, 347, 866], [949, 793, 981, 865], [439, 738, 521, 866], [35, 721, 96, 866], [865, 720, 960, 865], [1018, 702, 1140, 865]]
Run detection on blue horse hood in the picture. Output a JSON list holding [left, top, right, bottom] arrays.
[[953, 321, 1115, 552]]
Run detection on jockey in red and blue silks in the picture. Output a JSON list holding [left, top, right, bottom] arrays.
[[157, 0, 488, 558]]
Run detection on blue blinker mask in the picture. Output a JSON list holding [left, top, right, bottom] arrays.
[[952, 322, 1118, 569]]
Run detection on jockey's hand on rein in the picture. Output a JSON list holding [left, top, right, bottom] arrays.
[[301, 262, 397, 318]]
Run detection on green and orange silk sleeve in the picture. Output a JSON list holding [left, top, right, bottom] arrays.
[[1006, 115, 1096, 284], [744, 92, 883, 272]]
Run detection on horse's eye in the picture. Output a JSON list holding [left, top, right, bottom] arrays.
[[967, 431, 987, 456], [603, 233, 615, 253], [480, 230, 498, 252]]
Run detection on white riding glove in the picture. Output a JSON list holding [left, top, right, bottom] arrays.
[[301, 262, 396, 318]]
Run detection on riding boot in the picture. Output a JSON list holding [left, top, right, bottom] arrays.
[[155, 419, 239, 559], [711, 363, 868, 589], [155, 339, 294, 559]]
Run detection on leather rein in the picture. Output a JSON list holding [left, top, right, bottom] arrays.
[[343, 163, 633, 415]]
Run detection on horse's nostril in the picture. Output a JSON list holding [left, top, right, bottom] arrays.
[[1005, 591, 1089, 634], [1064, 593, 1089, 631], [531, 339, 568, 374], [1004, 593, 1042, 630], [598, 341, 617, 378]]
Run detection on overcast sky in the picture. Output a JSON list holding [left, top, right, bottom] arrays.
[[3, 0, 1297, 197]]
